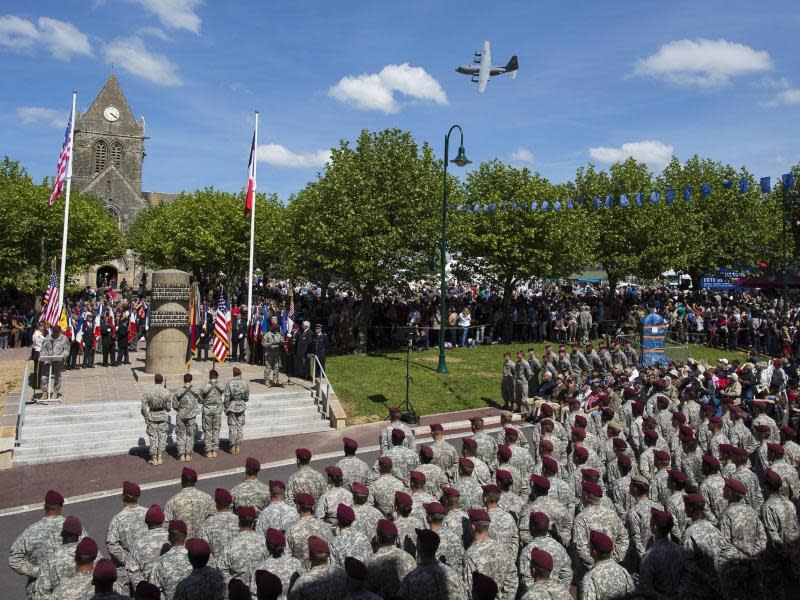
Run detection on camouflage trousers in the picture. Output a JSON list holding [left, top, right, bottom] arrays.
[[175, 417, 197, 455], [146, 420, 168, 455], [513, 381, 528, 409], [202, 413, 222, 452], [264, 349, 281, 384], [227, 411, 246, 445]]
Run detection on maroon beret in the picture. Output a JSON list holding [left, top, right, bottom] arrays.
[[134, 581, 161, 600], [539, 439, 554, 452], [720, 396, 734, 406], [472, 571, 498, 600], [268, 480, 286, 490], [307, 535, 329, 555], [75, 537, 99, 560], [185, 538, 212, 559], [724, 478, 747, 496], [530, 547, 554, 571], [429, 423, 444, 432], [780, 425, 797, 438], [352, 482, 369, 496], [265, 528, 286, 547], [378, 456, 393, 468], [571, 427, 586, 441], [653, 449, 670, 463], [420, 445, 434, 459], [245, 457, 261, 472], [459, 457, 474, 470], [612, 437, 628, 450], [540, 418, 554, 429], [495, 469, 513, 482], [409, 470, 426, 484], [701, 454, 720, 469], [574, 446, 589, 459], [540, 403, 554, 415], [237, 506, 257, 521], [228, 579, 251, 600], [568, 398, 581, 406], [541, 456, 559, 474], [530, 474, 551, 491], [93, 558, 118, 584], [389, 407, 402, 416], [415, 528, 440, 550], [679, 425, 694, 437], [504, 426, 519, 438], [482, 484, 500, 494], [601, 407, 614, 419], [145, 504, 165, 524], [441, 486, 460, 498], [45, 490, 64, 506], [667, 469, 687, 483], [168, 520, 187, 534], [468, 508, 491, 523], [391, 428, 406, 442], [463, 438, 478, 450], [589, 530, 613, 553], [122, 481, 141, 497], [574, 415, 588, 427], [215, 488, 233, 505], [754, 424, 771, 433], [617, 453, 632, 467], [529, 511, 550, 527], [344, 556, 368, 581], [294, 493, 315, 508], [395, 491, 412, 507], [644, 429, 659, 441], [182, 467, 198, 481], [581, 480, 603, 498], [624, 386, 637, 399], [295, 448, 312, 460], [717, 443, 733, 456], [700, 404, 714, 415], [683, 493, 706, 508], [424, 501, 445, 515], [730, 446, 748, 459], [377, 519, 398, 537], [765, 468, 783, 488], [672, 412, 687, 423], [644, 416, 658, 427], [469, 416, 484, 424], [767, 442, 785, 456], [343, 437, 358, 450], [708, 416, 722, 425], [650, 507, 674, 530], [581, 468, 600, 481], [62, 515, 82, 536], [254, 571, 282, 598], [325, 465, 343, 478], [632, 402, 644, 413]]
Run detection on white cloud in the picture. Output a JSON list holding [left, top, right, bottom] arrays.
[[17, 106, 68, 128], [633, 39, 772, 87], [510, 147, 534, 164], [764, 88, 800, 107], [133, 0, 202, 34], [0, 15, 91, 60], [257, 144, 331, 169], [589, 140, 674, 169], [328, 63, 447, 113], [104, 36, 182, 86], [137, 26, 170, 41]]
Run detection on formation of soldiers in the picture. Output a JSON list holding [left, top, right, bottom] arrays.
[[141, 369, 250, 464], [10, 391, 800, 599]]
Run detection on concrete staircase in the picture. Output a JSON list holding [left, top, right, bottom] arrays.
[[13, 389, 331, 466]]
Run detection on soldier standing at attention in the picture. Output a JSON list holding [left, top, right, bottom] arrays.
[[231, 457, 271, 513], [311, 324, 327, 370], [172, 373, 200, 462], [141, 374, 171, 465], [164, 468, 215, 538], [262, 317, 284, 386], [49, 537, 99, 600], [513, 351, 532, 413], [126, 505, 168, 590], [9, 489, 67, 600], [196, 488, 239, 570], [106, 481, 147, 591], [33, 515, 85, 600], [285, 448, 328, 507], [149, 520, 192, 600], [173, 538, 226, 600], [379, 407, 416, 452], [199, 369, 224, 458], [223, 366, 249, 455], [39, 325, 70, 398]]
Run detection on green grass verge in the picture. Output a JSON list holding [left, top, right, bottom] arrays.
[[325, 342, 751, 425]]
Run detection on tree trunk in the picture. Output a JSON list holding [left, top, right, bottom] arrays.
[[502, 278, 514, 343], [356, 283, 375, 354], [604, 264, 619, 309]]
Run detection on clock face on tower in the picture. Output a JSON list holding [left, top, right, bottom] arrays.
[[103, 106, 120, 122]]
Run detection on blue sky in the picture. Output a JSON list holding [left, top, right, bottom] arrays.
[[0, 1, 798, 201]]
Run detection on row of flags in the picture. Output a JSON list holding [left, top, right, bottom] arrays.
[[453, 174, 797, 214]]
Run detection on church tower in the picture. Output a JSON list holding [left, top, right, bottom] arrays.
[[72, 74, 147, 230]]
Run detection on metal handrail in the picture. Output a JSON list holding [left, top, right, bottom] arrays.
[[309, 354, 333, 420], [15, 362, 30, 447]]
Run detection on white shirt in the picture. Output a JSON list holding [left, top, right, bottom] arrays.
[[33, 330, 45, 351]]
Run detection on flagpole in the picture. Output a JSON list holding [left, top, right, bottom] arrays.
[[56, 89, 77, 317], [246, 110, 259, 332]]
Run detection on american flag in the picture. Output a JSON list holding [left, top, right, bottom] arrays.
[[39, 268, 61, 326], [286, 295, 295, 333], [49, 107, 73, 206], [212, 294, 231, 362]]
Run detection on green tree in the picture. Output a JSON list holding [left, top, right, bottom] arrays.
[[0, 156, 124, 295], [281, 129, 444, 352], [450, 160, 593, 341]]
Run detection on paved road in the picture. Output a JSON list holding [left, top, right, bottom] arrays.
[[0, 427, 528, 597]]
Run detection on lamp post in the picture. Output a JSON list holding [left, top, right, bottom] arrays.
[[437, 125, 471, 374]]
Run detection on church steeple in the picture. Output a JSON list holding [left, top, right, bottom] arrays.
[[77, 74, 143, 135]]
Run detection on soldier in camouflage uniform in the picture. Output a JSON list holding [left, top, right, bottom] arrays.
[[198, 369, 225, 458], [38, 326, 70, 397], [253, 528, 304, 599], [218, 506, 269, 589], [287, 536, 347, 600], [729, 447, 763, 512], [149, 520, 192, 600], [441, 487, 471, 548], [33, 516, 85, 600], [397, 529, 467, 600], [760, 468, 800, 599], [106, 481, 147, 593], [141, 374, 171, 465], [698, 454, 728, 524], [9, 490, 68, 600], [429, 423, 458, 479], [680, 494, 732, 600], [423, 501, 464, 568], [496, 411, 529, 447], [330, 504, 372, 566], [173, 538, 226, 600], [337, 437, 372, 490], [172, 373, 200, 462], [126, 505, 169, 590], [624, 475, 663, 570], [50, 539, 100, 600], [370, 456, 405, 516], [462, 509, 518, 600], [518, 512, 572, 593], [520, 546, 572, 600], [518, 476, 572, 548], [408, 471, 438, 523], [393, 491, 425, 556], [578, 530, 634, 600], [163, 468, 215, 538], [196, 488, 239, 569], [314, 466, 354, 530], [452, 458, 484, 511], [378, 407, 415, 453], [285, 493, 331, 570], [469, 416, 499, 470], [223, 367, 249, 455], [231, 456, 271, 513], [377, 428, 419, 483], [483, 484, 519, 551], [637, 508, 684, 600], [571, 481, 628, 581], [351, 482, 383, 544], [263, 316, 285, 386], [285, 448, 327, 507], [416, 445, 448, 497], [460, 438, 492, 485], [365, 520, 416, 599], [255, 480, 299, 537], [495, 469, 525, 519]]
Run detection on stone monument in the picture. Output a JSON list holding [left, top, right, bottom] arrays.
[[145, 270, 190, 375]]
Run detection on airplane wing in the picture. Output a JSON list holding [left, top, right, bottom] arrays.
[[478, 40, 491, 93]]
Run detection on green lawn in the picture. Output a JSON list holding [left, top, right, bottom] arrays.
[[325, 342, 751, 425]]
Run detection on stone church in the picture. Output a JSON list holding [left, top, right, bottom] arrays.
[[72, 74, 176, 288]]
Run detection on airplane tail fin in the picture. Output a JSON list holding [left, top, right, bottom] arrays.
[[506, 55, 519, 78]]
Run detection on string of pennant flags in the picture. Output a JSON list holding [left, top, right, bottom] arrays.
[[453, 173, 796, 214]]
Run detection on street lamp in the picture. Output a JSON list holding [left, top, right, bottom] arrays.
[[438, 125, 471, 374]]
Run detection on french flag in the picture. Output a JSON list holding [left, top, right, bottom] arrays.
[[244, 130, 256, 215], [94, 303, 102, 338]]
